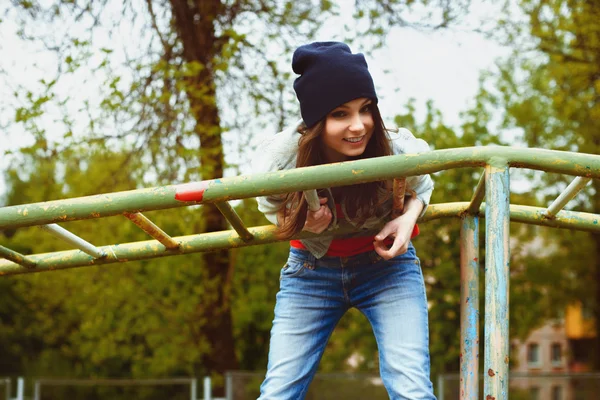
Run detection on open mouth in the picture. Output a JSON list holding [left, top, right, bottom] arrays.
[[343, 136, 365, 143]]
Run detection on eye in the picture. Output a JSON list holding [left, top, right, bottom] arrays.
[[330, 110, 347, 118], [360, 104, 373, 114]]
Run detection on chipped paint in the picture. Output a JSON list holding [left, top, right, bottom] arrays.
[[0, 147, 599, 230], [484, 164, 510, 400], [0, 145, 599, 400], [0, 245, 37, 268], [123, 212, 179, 249], [460, 215, 479, 400]]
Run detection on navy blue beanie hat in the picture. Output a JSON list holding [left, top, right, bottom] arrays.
[[292, 41, 378, 128]]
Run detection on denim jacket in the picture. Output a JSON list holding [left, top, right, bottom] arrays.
[[253, 120, 434, 258]]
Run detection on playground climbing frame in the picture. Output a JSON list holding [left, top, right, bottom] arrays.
[[1, 146, 599, 400]]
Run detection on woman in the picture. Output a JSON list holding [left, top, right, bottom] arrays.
[[254, 42, 436, 400]]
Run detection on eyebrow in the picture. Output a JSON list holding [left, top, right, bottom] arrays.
[[334, 100, 372, 110]]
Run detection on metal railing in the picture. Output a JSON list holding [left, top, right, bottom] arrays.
[[438, 372, 600, 400], [1, 376, 225, 400], [1, 146, 599, 400]]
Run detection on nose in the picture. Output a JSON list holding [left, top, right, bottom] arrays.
[[348, 113, 365, 132]]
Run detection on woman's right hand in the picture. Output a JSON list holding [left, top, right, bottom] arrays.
[[303, 197, 332, 233]]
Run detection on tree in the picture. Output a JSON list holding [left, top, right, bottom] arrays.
[[487, 0, 600, 366], [2, 0, 473, 389]]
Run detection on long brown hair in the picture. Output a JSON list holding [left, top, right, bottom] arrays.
[[277, 103, 392, 238]]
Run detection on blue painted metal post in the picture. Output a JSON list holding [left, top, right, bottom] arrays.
[[460, 215, 479, 400], [484, 161, 510, 400]]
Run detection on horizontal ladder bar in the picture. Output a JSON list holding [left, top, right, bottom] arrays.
[[123, 212, 179, 249], [40, 224, 106, 258], [1, 147, 599, 230], [214, 202, 253, 242], [1, 203, 598, 276], [544, 176, 592, 218], [0, 245, 37, 268], [467, 172, 486, 215]]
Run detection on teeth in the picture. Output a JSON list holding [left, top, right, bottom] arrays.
[[345, 136, 363, 143]]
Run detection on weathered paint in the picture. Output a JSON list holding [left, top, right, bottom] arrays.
[[2, 202, 599, 275], [505, 204, 600, 232], [466, 173, 486, 215], [304, 190, 320, 212], [418, 202, 600, 233], [174, 181, 211, 202], [460, 215, 479, 400], [544, 176, 592, 218], [39, 224, 106, 258], [1, 147, 599, 230], [392, 178, 406, 218], [214, 202, 254, 242], [0, 223, 371, 275], [0, 245, 36, 268], [484, 162, 510, 400], [123, 212, 180, 249]]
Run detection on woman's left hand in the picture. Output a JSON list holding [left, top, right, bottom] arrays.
[[373, 215, 414, 260], [373, 196, 424, 260]]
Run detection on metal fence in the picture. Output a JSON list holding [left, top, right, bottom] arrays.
[[438, 372, 600, 400], [0, 377, 223, 400], [224, 371, 390, 400]]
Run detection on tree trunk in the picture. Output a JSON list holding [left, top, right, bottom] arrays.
[[169, 0, 238, 391]]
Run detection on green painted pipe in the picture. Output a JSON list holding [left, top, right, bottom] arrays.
[[1, 202, 598, 276], [1, 147, 599, 230]]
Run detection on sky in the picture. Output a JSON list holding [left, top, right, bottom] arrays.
[[0, 1, 509, 198]]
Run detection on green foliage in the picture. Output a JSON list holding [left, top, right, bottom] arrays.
[[457, 0, 600, 370], [230, 199, 288, 370], [2, 0, 477, 393]]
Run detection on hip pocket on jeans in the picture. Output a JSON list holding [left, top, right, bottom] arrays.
[[280, 261, 307, 279]]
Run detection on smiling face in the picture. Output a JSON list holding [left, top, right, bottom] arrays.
[[321, 97, 375, 163]]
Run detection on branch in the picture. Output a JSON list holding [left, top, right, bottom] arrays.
[[145, 0, 170, 52]]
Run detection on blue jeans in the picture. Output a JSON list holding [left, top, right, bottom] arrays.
[[258, 244, 436, 400]]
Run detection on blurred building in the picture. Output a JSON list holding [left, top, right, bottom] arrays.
[[510, 303, 597, 400]]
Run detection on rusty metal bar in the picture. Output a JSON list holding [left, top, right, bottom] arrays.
[[484, 161, 511, 400], [39, 224, 106, 258], [0, 245, 37, 268], [123, 212, 180, 249], [3, 202, 598, 276], [467, 172, 486, 215], [460, 215, 479, 400], [214, 202, 254, 242], [392, 178, 407, 218], [544, 176, 592, 218], [304, 189, 320, 212], [1, 147, 599, 231]]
